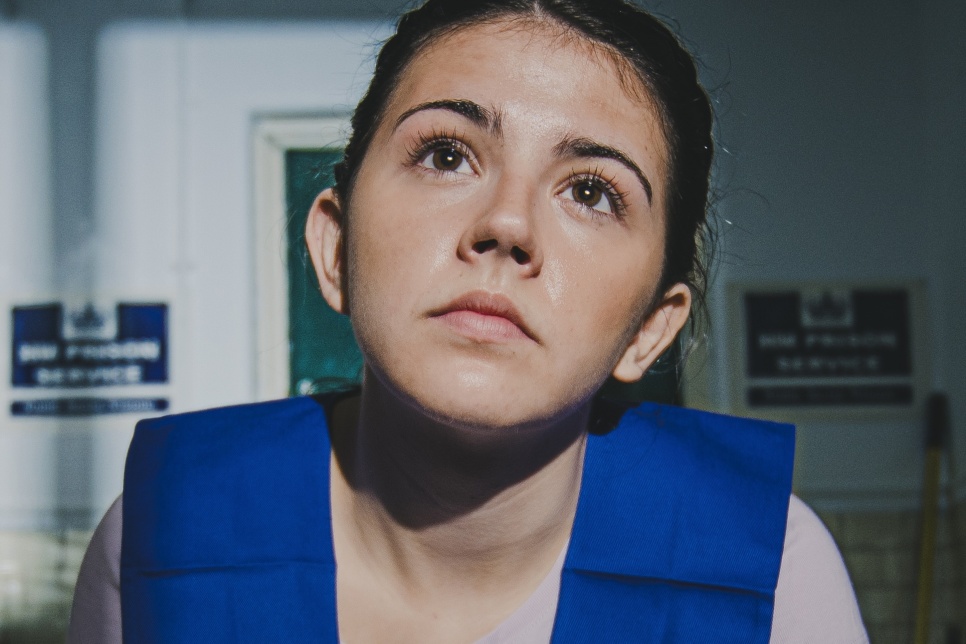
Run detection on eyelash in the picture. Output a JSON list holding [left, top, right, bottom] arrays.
[[568, 167, 630, 219], [405, 131, 630, 219], [406, 129, 474, 174]]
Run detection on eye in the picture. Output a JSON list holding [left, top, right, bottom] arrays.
[[565, 178, 618, 216], [420, 145, 473, 175]]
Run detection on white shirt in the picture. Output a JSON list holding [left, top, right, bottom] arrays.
[[67, 495, 868, 643]]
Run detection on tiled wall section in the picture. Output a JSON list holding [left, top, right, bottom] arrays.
[[0, 530, 88, 643], [818, 502, 966, 644], [2, 508, 964, 643]]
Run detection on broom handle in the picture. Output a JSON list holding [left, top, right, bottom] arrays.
[[914, 393, 949, 644]]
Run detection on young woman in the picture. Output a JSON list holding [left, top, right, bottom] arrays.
[[69, 1, 868, 641]]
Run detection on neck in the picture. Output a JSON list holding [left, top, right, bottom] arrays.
[[329, 373, 587, 594]]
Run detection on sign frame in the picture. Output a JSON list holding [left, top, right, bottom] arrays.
[[252, 114, 351, 401], [3, 296, 174, 420], [727, 280, 930, 419]]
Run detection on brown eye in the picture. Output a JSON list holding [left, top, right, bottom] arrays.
[[572, 181, 603, 207], [432, 147, 464, 171], [565, 179, 617, 215], [418, 143, 471, 174]]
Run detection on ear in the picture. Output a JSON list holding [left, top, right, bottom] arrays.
[[611, 283, 692, 383], [305, 187, 348, 314]]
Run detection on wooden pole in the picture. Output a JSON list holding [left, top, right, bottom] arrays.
[[914, 393, 949, 644]]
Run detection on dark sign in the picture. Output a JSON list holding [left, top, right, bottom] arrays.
[[11, 302, 168, 388], [742, 288, 915, 407], [11, 397, 169, 417], [747, 385, 913, 407]]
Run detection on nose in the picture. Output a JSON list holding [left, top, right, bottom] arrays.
[[457, 185, 543, 278]]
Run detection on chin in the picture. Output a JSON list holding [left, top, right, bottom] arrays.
[[396, 365, 594, 436], [357, 328, 608, 437]]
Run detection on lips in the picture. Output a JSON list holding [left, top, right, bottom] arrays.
[[429, 291, 536, 342]]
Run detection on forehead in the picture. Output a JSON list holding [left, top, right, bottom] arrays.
[[385, 19, 670, 186]]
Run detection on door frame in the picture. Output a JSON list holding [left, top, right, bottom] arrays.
[[252, 115, 349, 400]]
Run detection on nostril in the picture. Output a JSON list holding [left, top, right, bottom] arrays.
[[468, 239, 532, 265], [510, 246, 530, 265], [472, 239, 499, 254]]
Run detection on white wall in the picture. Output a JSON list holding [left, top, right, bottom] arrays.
[[77, 22, 388, 523], [0, 24, 50, 295], [0, 24, 59, 529], [95, 21, 389, 410]]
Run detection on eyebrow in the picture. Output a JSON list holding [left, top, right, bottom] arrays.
[[393, 99, 502, 135], [554, 136, 653, 204]]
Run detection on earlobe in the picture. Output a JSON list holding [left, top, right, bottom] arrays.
[[305, 187, 348, 314], [611, 283, 692, 383]]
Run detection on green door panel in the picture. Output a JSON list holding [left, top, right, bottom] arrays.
[[286, 149, 363, 396]]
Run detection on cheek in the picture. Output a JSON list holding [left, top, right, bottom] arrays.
[[346, 165, 460, 270], [552, 228, 661, 326], [341, 190, 451, 353], [345, 217, 410, 327], [543, 243, 660, 385]]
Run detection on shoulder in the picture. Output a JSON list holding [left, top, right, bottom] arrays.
[[771, 495, 869, 643], [123, 397, 336, 571], [133, 396, 324, 434], [127, 396, 330, 475], [67, 496, 123, 643]]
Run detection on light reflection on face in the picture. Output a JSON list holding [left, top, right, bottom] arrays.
[[323, 20, 682, 431]]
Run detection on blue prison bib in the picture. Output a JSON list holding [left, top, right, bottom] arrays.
[[121, 396, 794, 642]]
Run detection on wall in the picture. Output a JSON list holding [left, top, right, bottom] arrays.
[[667, 1, 966, 639], [0, 21, 74, 638], [0, 22, 389, 638], [923, 0, 966, 500], [818, 502, 965, 643], [94, 21, 388, 412], [0, 19, 387, 529], [0, 23, 59, 529], [666, 0, 966, 510], [0, 23, 49, 295]]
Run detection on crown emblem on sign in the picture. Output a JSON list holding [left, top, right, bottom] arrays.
[[800, 290, 853, 329], [805, 292, 847, 324], [70, 303, 105, 332]]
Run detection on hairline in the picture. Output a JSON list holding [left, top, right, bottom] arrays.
[[347, 10, 677, 211]]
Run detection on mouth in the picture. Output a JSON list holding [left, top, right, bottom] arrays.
[[429, 291, 537, 343]]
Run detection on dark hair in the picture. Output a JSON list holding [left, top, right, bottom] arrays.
[[333, 0, 713, 317]]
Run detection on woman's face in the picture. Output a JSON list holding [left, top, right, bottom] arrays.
[[310, 19, 689, 431]]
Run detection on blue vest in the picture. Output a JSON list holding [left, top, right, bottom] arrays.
[[122, 396, 794, 642]]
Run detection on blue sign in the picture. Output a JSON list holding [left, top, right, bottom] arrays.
[[11, 303, 168, 388]]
